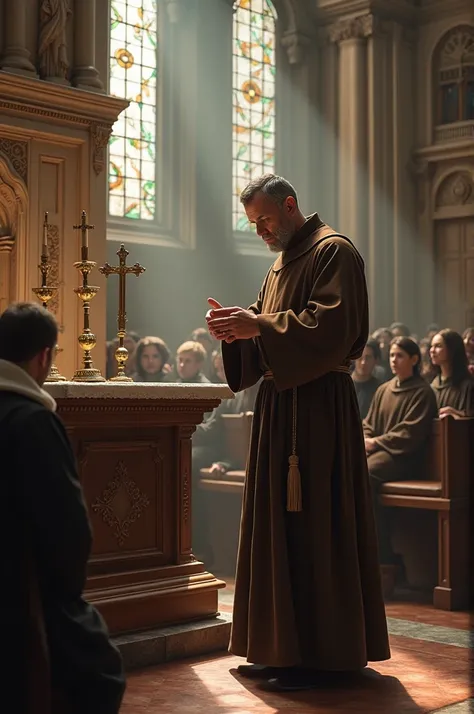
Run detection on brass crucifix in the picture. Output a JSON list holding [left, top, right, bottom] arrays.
[[99, 244, 146, 382]]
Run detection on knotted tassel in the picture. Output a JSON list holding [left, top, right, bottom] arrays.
[[287, 454, 302, 512], [287, 387, 302, 512]]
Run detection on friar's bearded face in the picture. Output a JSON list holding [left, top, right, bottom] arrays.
[[243, 192, 297, 253]]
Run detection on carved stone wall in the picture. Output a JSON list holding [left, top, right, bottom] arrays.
[[435, 171, 474, 208]]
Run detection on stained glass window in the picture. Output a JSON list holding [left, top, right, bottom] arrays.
[[109, 1, 158, 220], [233, 0, 277, 232]]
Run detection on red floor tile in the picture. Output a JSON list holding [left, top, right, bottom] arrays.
[[121, 635, 472, 713]]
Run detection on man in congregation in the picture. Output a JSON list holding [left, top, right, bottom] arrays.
[[0, 303, 125, 713], [206, 174, 390, 691]]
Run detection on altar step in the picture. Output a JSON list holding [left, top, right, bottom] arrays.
[[113, 613, 232, 671]]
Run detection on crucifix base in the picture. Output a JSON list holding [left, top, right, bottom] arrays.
[[108, 373, 134, 383]]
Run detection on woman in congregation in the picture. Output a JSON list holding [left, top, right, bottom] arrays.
[[363, 337, 438, 569], [430, 329, 474, 418], [463, 327, 474, 376], [132, 335, 171, 382]]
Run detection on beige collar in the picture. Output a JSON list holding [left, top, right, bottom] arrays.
[[0, 359, 57, 412]]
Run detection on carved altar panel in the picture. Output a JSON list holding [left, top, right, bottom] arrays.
[[78, 438, 172, 568]]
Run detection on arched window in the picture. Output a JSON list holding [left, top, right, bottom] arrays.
[[233, 0, 277, 232], [108, 1, 158, 220], [436, 26, 474, 126]]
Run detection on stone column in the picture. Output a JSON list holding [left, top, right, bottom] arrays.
[[72, 0, 103, 91], [330, 16, 371, 256], [0, 0, 37, 76], [0, 236, 15, 313], [279, 30, 315, 213], [392, 25, 418, 329], [366, 19, 394, 328]]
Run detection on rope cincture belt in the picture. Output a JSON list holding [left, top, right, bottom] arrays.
[[263, 365, 351, 513]]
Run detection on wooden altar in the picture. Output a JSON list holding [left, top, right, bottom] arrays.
[[45, 381, 232, 636]]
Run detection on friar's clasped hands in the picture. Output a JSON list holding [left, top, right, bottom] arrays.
[[206, 298, 261, 343]]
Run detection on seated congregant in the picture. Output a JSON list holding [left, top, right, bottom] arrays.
[[419, 337, 437, 383], [430, 329, 474, 418], [209, 348, 227, 383], [371, 327, 393, 382], [132, 335, 171, 382], [190, 327, 216, 379], [352, 338, 382, 419], [363, 337, 437, 569], [174, 341, 210, 383], [389, 322, 411, 338], [463, 327, 474, 376]]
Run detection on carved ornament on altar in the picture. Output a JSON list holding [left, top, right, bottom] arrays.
[[46, 223, 61, 316], [0, 139, 28, 184], [92, 460, 151, 547], [0, 155, 28, 236], [435, 171, 474, 208], [38, 0, 72, 81], [91, 123, 113, 176]]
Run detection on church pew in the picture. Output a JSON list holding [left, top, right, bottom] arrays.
[[379, 417, 472, 610], [198, 412, 252, 575]]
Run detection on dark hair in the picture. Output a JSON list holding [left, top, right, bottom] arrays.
[[0, 302, 58, 363], [372, 327, 393, 342], [190, 327, 213, 345], [390, 336, 421, 374], [134, 336, 170, 379], [434, 329, 470, 386], [426, 323, 439, 334], [240, 174, 298, 208], [463, 326, 474, 340], [389, 322, 411, 337], [127, 331, 140, 343], [364, 338, 381, 362]]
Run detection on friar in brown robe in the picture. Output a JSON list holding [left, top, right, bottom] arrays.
[[206, 175, 390, 691]]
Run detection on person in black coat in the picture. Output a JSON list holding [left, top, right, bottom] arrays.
[[0, 303, 125, 714]]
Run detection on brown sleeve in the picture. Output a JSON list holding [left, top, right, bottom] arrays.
[[363, 385, 382, 438], [373, 388, 437, 456], [256, 240, 368, 391], [221, 277, 268, 393]]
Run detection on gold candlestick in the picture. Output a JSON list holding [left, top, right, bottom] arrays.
[[32, 212, 66, 382], [99, 244, 145, 382], [72, 211, 105, 382]]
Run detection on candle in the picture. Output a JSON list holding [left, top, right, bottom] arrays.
[[42, 212, 49, 258], [82, 211, 88, 249]]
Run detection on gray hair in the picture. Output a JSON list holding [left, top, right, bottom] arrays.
[[240, 174, 298, 207]]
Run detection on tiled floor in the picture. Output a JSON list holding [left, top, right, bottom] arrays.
[[121, 580, 473, 713]]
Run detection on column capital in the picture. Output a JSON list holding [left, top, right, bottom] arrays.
[[328, 14, 381, 44], [0, 235, 15, 253]]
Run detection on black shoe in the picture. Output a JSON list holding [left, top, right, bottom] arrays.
[[262, 669, 359, 692], [236, 664, 281, 679]]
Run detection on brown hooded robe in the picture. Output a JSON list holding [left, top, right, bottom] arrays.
[[222, 214, 390, 670], [363, 375, 438, 483], [431, 375, 474, 417]]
